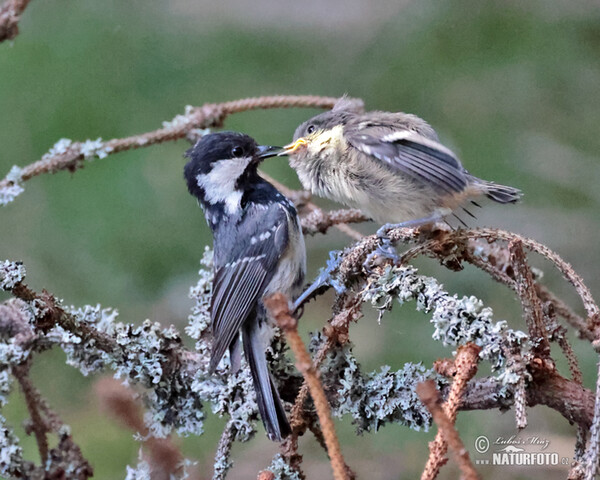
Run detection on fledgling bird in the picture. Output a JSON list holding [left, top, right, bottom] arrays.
[[281, 97, 521, 228], [184, 132, 306, 441]]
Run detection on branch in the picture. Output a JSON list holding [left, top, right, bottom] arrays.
[[12, 360, 50, 463], [421, 344, 481, 480], [418, 381, 480, 480], [0, 0, 31, 42], [509, 240, 552, 358], [8, 280, 120, 355], [264, 293, 349, 480], [0, 95, 341, 206], [95, 378, 184, 480], [453, 367, 594, 429]]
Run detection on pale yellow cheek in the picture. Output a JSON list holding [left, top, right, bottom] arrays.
[[306, 125, 346, 154]]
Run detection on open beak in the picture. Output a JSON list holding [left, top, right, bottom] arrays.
[[256, 145, 284, 159], [277, 138, 307, 157]]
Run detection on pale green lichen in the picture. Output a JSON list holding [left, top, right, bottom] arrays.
[[0, 415, 23, 478], [362, 264, 529, 382], [80, 138, 112, 160], [265, 454, 302, 480], [314, 336, 434, 433], [0, 260, 26, 290], [0, 167, 25, 206]]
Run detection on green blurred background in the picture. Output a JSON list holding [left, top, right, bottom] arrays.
[[1, 1, 599, 478]]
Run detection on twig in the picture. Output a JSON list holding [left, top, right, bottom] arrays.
[[509, 240, 552, 358], [8, 280, 120, 355], [213, 421, 235, 480], [536, 284, 595, 342], [264, 293, 349, 480], [300, 208, 369, 236], [418, 380, 480, 480], [0, 95, 340, 203], [452, 229, 599, 333], [389, 227, 599, 342], [0, 0, 31, 42], [12, 360, 50, 463], [95, 378, 183, 480], [421, 344, 481, 480], [453, 370, 594, 429]]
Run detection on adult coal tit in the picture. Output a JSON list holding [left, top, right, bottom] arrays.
[[184, 132, 306, 441]]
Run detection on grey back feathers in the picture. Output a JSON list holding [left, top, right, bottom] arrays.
[[288, 106, 521, 223], [185, 131, 305, 441]]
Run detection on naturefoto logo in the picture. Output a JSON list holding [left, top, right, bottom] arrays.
[[474, 435, 570, 467]]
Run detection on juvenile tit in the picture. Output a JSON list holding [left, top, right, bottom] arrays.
[[184, 132, 306, 441], [281, 98, 521, 227]]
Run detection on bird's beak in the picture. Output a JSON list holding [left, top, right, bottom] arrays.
[[277, 138, 307, 157], [256, 145, 283, 159]]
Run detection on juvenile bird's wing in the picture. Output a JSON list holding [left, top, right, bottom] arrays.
[[209, 202, 290, 372], [345, 122, 468, 194]]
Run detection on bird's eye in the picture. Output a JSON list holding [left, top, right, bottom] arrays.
[[231, 146, 244, 157], [306, 125, 315, 134]]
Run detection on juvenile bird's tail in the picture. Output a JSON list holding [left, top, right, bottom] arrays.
[[242, 321, 291, 441], [468, 175, 522, 204]]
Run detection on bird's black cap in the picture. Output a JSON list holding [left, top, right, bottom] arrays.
[[184, 131, 281, 199]]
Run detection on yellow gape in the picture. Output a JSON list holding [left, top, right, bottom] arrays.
[[283, 137, 307, 154]]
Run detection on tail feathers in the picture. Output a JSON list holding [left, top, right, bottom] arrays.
[[468, 176, 522, 204], [242, 324, 291, 441]]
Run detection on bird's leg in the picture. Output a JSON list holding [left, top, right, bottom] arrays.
[[293, 251, 345, 314], [292, 275, 328, 313], [375, 210, 449, 239], [364, 211, 449, 270], [362, 241, 399, 272]]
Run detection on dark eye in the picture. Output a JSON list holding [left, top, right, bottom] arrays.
[[306, 125, 315, 134], [231, 146, 244, 157]]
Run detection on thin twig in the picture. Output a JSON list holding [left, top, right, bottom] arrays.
[[418, 380, 480, 480], [421, 344, 481, 480], [264, 293, 349, 480], [509, 240, 552, 358], [453, 229, 600, 333], [0, 95, 340, 196], [0, 0, 32, 42], [95, 378, 183, 480], [12, 360, 50, 463], [213, 421, 235, 480], [537, 284, 595, 342]]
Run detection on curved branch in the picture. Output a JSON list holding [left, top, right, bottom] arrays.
[[0, 95, 340, 204]]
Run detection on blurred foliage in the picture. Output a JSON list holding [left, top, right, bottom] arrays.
[[1, 0, 599, 478]]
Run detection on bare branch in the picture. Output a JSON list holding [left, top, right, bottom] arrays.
[[0, 96, 341, 206], [95, 378, 184, 480], [12, 360, 50, 463], [421, 344, 481, 480], [418, 380, 480, 480], [509, 240, 552, 358], [455, 367, 594, 430], [264, 293, 350, 480]]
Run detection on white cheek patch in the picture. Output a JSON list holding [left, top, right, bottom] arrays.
[[195, 158, 250, 214]]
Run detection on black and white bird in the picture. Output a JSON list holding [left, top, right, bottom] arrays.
[[184, 132, 306, 441]]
